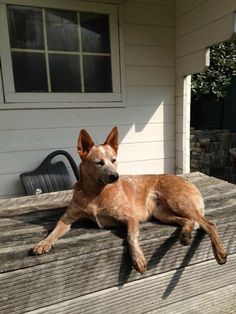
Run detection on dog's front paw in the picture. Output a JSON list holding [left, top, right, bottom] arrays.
[[132, 252, 147, 274], [32, 240, 52, 255]]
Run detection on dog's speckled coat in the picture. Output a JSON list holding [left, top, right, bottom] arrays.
[[33, 127, 227, 273]]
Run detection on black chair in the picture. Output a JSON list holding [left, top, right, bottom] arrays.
[[20, 150, 79, 196]]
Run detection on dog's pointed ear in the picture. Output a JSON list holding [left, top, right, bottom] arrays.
[[103, 127, 119, 153], [77, 129, 94, 160]]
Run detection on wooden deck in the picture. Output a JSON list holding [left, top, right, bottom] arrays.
[[0, 172, 236, 314]]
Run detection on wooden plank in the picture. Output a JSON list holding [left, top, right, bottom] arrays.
[[0, 141, 175, 175], [176, 13, 234, 57], [147, 282, 236, 314], [0, 63, 4, 103], [126, 66, 175, 87], [0, 104, 175, 131], [118, 158, 175, 175], [177, 0, 236, 37], [124, 2, 175, 27], [0, 203, 235, 271], [0, 220, 235, 311], [126, 87, 175, 106], [0, 173, 24, 198], [125, 24, 175, 47], [126, 45, 175, 67], [131, 0, 175, 6], [0, 191, 72, 214], [11, 253, 236, 314], [176, 49, 208, 76], [0, 173, 236, 313], [176, 0, 208, 17], [0, 123, 175, 153]]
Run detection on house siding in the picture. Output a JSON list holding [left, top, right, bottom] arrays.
[[175, 0, 236, 173], [0, 0, 175, 198]]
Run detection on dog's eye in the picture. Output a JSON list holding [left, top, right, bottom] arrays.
[[112, 158, 116, 163], [95, 160, 104, 166]]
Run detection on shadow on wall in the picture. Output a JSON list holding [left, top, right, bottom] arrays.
[[0, 96, 175, 198]]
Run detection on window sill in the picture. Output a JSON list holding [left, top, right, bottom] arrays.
[[0, 100, 126, 110]]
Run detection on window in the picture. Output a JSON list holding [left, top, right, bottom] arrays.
[[0, 1, 123, 107]]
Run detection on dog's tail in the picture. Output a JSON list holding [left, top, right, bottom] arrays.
[[195, 215, 227, 265]]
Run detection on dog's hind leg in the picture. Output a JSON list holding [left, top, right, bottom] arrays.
[[195, 216, 227, 264], [167, 204, 227, 265], [126, 217, 147, 273], [153, 205, 195, 246]]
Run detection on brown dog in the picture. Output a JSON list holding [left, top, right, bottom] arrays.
[[33, 127, 227, 273]]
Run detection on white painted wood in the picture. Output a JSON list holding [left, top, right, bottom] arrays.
[[124, 1, 175, 27], [176, 13, 234, 57], [234, 12, 236, 32], [126, 86, 175, 106], [118, 158, 175, 175], [0, 0, 118, 14], [0, 104, 174, 130], [177, 0, 236, 37], [0, 140, 175, 175], [176, 0, 208, 17], [175, 76, 191, 174], [0, 64, 3, 103], [3, 93, 123, 105], [129, 0, 175, 6], [118, 5, 126, 104], [176, 96, 184, 115], [109, 12, 121, 94], [0, 3, 14, 94], [0, 101, 125, 110], [0, 173, 24, 198], [126, 66, 175, 87], [175, 78, 184, 98], [85, 0, 124, 4], [0, 86, 176, 109], [176, 49, 209, 76], [0, 123, 175, 153], [125, 24, 175, 47], [118, 141, 175, 162], [176, 132, 184, 152], [126, 45, 175, 67]]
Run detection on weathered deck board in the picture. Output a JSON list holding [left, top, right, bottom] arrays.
[[0, 172, 236, 314], [21, 255, 236, 314]]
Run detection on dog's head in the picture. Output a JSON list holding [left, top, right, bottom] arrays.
[[77, 127, 119, 185]]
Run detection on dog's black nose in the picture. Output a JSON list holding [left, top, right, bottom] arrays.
[[109, 173, 119, 183]]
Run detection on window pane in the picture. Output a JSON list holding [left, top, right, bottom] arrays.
[[46, 9, 79, 51], [83, 56, 112, 92], [49, 54, 81, 92], [80, 13, 110, 53], [12, 52, 48, 92], [7, 5, 44, 49]]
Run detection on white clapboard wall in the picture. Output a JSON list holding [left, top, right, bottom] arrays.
[[0, 0, 176, 198]]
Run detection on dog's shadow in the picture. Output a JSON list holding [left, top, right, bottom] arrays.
[[117, 225, 206, 297], [161, 229, 206, 299]]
